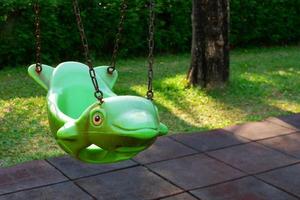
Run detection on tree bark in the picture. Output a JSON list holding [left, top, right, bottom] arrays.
[[188, 0, 230, 88]]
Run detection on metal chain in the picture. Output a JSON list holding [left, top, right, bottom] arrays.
[[108, 0, 128, 74], [147, 0, 155, 100], [34, 0, 42, 73], [72, 0, 104, 104]]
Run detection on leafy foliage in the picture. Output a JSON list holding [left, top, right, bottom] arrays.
[[231, 0, 300, 46], [1, 0, 300, 67], [0, 0, 191, 67]]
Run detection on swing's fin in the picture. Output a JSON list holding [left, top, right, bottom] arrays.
[[28, 64, 54, 91], [95, 66, 118, 90]]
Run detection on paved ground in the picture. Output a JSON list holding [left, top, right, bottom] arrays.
[[1, 114, 300, 200]]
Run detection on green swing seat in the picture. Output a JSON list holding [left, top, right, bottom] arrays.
[[28, 62, 168, 164]]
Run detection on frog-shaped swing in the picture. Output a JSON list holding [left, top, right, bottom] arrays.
[[28, 0, 168, 164]]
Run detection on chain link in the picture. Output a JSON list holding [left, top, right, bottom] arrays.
[[35, 0, 155, 102], [34, 0, 42, 73], [108, 0, 128, 74], [147, 0, 155, 100], [72, 0, 104, 104]]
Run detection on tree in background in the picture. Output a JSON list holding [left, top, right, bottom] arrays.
[[188, 0, 229, 88]]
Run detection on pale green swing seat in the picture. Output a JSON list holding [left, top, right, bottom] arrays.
[[29, 0, 167, 164], [28, 62, 168, 164]]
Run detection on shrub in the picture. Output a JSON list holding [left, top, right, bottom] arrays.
[[0, 0, 299, 67]]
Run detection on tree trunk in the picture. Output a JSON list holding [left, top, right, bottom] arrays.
[[188, 0, 230, 88]]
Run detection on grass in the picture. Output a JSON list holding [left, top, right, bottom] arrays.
[[1, 46, 300, 167]]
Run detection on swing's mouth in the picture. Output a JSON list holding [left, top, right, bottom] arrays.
[[111, 124, 160, 139], [108, 107, 165, 139]]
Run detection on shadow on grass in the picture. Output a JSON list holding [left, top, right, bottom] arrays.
[[148, 66, 298, 130], [0, 68, 46, 100], [206, 77, 296, 122]]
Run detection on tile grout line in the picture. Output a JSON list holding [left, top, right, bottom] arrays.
[[223, 130, 300, 145], [45, 159, 72, 179], [249, 140, 300, 162], [205, 151, 300, 178], [255, 139, 300, 160], [45, 159, 97, 200], [169, 134, 251, 154], [248, 130, 300, 143], [204, 152, 249, 174], [206, 118, 300, 143], [151, 191, 201, 200], [229, 118, 299, 134], [150, 192, 192, 200], [185, 191, 203, 200], [187, 175, 250, 192], [134, 152, 200, 166], [0, 180, 70, 197], [209, 131, 300, 164], [253, 161, 300, 176], [253, 175, 300, 199], [71, 163, 140, 181], [73, 182, 98, 200], [266, 118, 300, 132], [141, 162, 202, 200]]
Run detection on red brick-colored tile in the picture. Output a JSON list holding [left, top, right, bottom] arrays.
[[76, 166, 182, 200], [208, 142, 299, 174], [0, 160, 67, 195], [258, 163, 300, 198], [259, 132, 300, 159], [133, 137, 197, 164], [171, 129, 249, 152], [225, 121, 295, 140], [148, 154, 244, 190], [48, 155, 137, 179], [191, 177, 297, 200], [267, 114, 300, 130], [0, 182, 92, 200]]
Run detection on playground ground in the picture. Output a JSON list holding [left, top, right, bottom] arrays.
[[1, 114, 300, 200]]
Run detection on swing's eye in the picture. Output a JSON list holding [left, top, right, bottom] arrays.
[[92, 113, 103, 126]]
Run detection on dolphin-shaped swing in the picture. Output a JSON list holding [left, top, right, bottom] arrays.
[[28, 0, 168, 164]]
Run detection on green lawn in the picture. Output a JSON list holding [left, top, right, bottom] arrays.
[[1, 46, 300, 167]]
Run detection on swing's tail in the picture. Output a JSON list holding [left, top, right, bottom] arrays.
[[28, 64, 54, 91]]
